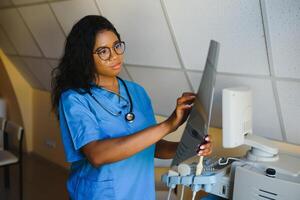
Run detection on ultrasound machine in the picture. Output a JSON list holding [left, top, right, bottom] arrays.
[[161, 40, 300, 200]]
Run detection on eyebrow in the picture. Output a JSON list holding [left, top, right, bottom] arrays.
[[95, 40, 120, 52]]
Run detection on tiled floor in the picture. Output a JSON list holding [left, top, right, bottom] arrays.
[[0, 154, 69, 200]]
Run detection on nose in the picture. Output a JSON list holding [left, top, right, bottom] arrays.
[[109, 48, 118, 61]]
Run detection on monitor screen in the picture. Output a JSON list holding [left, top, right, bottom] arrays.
[[171, 40, 220, 166]]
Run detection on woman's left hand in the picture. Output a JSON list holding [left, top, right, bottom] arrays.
[[197, 135, 212, 156]]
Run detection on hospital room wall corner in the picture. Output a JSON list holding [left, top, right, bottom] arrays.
[[0, 49, 33, 153], [0, 50, 69, 169], [0, 50, 69, 168], [32, 89, 69, 169]]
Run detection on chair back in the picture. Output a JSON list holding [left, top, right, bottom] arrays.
[[4, 120, 24, 155], [0, 117, 6, 150], [0, 117, 5, 131]]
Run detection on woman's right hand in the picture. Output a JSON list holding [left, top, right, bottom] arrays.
[[165, 92, 196, 132]]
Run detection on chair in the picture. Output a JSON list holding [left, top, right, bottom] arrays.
[[0, 117, 6, 150], [0, 120, 24, 200], [0, 117, 5, 130]]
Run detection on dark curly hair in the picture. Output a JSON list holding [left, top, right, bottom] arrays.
[[51, 15, 121, 117]]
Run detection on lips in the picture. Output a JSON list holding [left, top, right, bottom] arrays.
[[111, 63, 122, 70]]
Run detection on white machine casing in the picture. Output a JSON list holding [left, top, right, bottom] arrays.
[[162, 86, 300, 200], [222, 87, 252, 148]]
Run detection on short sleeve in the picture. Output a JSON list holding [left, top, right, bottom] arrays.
[[132, 83, 157, 125], [60, 91, 105, 151], [143, 89, 157, 123]]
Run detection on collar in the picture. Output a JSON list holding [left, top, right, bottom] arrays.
[[89, 78, 129, 110]]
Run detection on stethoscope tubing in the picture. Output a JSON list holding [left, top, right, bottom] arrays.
[[88, 77, 135, 122], [119, 77, 133, 114]]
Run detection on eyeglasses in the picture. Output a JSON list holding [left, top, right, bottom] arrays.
[[93, 41, 125, 61]]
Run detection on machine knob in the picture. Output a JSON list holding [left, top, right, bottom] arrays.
[[266, 168, 276, 178]]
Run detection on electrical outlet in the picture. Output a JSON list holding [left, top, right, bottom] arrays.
[[45, 139, 56, 148]]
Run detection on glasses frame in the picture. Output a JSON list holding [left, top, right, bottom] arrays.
[[93, 41, 126, 61]]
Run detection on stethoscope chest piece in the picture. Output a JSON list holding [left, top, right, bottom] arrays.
[[89, 77, 135, 123], [125, 112, 135, 123]]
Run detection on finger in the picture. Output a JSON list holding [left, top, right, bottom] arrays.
[[198, 145, 211, 154], [203, 142, 212, 149], [182, 92, 196, 97], [202, 149, 212, 156], [198, 149, 212, 156], [178, 95, 196, 102], [201, 148, 211, 154], [197, 143, 212, 154], [177, 95, 196, 105], [177, 103, 194, 111], [198, 142, 211, 151], [205, 135, 211, 142]]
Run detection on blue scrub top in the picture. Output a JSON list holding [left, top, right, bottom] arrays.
[[59, 79, 157, 200]]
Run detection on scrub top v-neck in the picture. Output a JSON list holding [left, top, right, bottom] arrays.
[[59, 79, 157, 200]]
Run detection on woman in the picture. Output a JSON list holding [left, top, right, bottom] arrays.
[[51, 15, 212, 200]]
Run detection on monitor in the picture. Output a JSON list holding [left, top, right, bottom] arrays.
[[171, 40, 220, 166]]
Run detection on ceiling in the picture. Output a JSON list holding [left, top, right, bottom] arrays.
[[0, 0, 300, 144]]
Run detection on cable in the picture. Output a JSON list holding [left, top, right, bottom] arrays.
[[191, 191, 196, 200], [196, 156, 204, 175], [167, 187, 173, 200], [180, 186, 185, 200], [218, 157, 242, 165]]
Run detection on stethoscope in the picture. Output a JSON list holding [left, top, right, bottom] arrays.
[[88, 77, 135, 123]]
